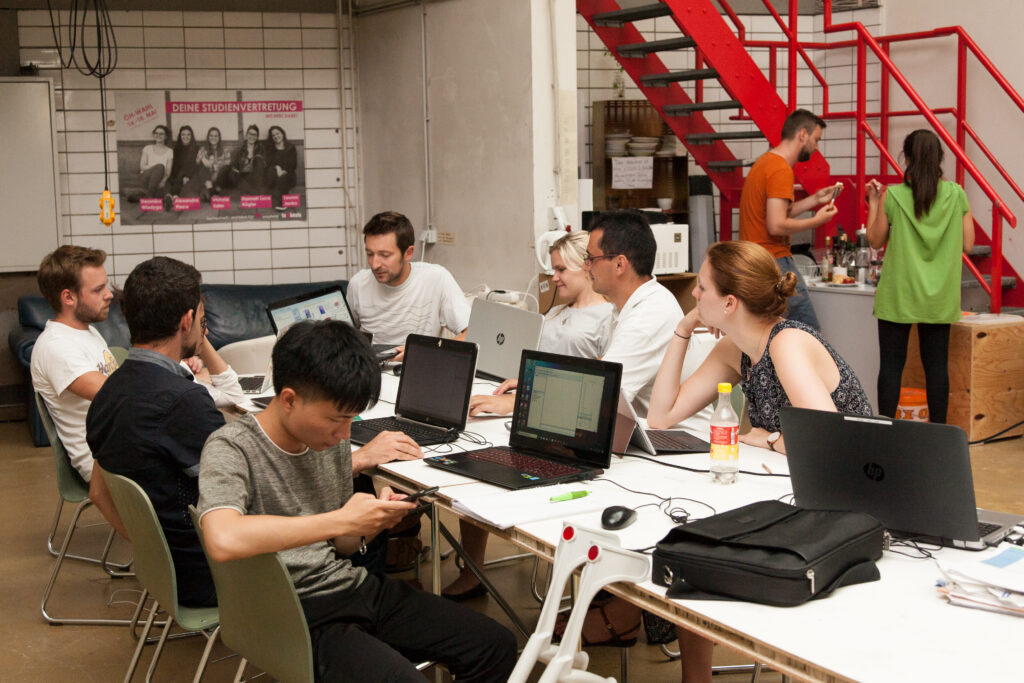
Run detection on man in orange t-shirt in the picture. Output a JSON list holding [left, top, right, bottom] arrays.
[[739, 109, 839, 329]]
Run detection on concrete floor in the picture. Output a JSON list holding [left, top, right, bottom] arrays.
[[1, 418, 1020, 682]]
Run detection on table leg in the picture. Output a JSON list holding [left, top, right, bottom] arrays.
[[436, 520, 531, 638]]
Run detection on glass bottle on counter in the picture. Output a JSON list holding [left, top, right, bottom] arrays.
[[821, 236, 833, 281]]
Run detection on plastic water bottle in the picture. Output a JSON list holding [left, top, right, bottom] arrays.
[[710, 382, 739, 484]]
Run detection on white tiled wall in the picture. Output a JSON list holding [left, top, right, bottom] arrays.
[[18, 9, 360, 287], [577, 7, 883, 236]]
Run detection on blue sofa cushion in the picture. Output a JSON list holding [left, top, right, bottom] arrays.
[[201, 281, 348, 348]]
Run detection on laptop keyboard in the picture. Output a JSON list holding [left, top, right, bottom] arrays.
[[464, 447, 583, 478], [647, 430, 707, 451], [239, 375, 265, 393], [353, 417, 452, 444], [978, 521, 1002, 538]]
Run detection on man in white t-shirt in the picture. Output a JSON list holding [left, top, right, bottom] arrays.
[[583, 211, 683, 416], [346, 212, 470, 356], [30, 245, 126, 537]]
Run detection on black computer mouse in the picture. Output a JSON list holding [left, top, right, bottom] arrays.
[[601, 505, 637, 531]]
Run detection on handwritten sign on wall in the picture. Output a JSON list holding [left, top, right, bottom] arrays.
[[611, 156, 653, 189]]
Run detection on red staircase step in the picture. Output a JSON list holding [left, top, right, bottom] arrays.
[[617, 36, 696, 58], [593, 2, 672, 26]]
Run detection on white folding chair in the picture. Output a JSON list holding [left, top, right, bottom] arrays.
[[509, 523, 647, 683]]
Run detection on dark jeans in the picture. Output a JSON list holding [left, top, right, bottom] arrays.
[[877, 319, 951, 423], [776, 255, 820, 330], [302, 574, 517, 683], [140, 165, 166, 197]]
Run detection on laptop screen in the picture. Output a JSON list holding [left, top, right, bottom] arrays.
[[266, 286, 354, 336], [509, 350, 622, 468], [395, 335, 478, 429]]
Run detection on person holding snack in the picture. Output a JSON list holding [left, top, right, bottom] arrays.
[[866, 129, 974, 424], [739, 109, 841, 330]]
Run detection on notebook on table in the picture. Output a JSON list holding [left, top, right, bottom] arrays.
[[781, 407, 1022, 551], [465, 298, 545, 381], [350, 334, 478, 446], [424, 350, 622, 490], [613, 393, 711, 455]]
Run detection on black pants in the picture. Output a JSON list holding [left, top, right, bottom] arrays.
[[302, 574, 517, 683], [877, 319, 951, 423]]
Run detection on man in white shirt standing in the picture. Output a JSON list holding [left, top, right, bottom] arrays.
[[346, 212, 470, 354], [584, 210, 683, 416], [31, 245, 126, 537]]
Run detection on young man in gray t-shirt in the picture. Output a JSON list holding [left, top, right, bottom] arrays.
[[197, 320, 515, 682]]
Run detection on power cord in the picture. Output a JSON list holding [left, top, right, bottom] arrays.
[[968, 418, 1024, 445]]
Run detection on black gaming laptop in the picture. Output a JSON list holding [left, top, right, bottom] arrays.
[[425, 350, 622, 489]]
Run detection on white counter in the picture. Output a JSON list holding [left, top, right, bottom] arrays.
[[807, 279, 879, 411]]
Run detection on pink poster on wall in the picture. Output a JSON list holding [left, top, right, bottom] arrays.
[[116, 90, 307, 225]]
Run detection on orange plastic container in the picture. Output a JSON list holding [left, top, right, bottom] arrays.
[[896, 387, 928, 422]]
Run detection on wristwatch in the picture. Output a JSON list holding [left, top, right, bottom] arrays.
[[766, 431, 782, 452]]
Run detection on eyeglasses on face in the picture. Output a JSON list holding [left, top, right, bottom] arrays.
[[582, 253, 619, 266]]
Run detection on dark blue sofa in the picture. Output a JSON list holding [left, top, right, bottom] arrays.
[[10, 280, 348, 446]]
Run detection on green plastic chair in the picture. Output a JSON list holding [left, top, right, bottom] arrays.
[[37, 392, 135, 625], [101, 468, 219, 683], [189, 506, 314, 683]]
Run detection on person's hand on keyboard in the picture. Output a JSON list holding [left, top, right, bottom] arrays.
[[492, 379, 518, 395], [469, 393, 515, 417], [358, 430, 423, 467]]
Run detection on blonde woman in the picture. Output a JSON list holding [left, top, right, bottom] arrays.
[[444, 232, 613, 600]]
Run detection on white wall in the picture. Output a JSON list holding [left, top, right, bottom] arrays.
[[18, 9, 358, 286], [356, 0, 540, 293], [883, 1, 1024, 274]]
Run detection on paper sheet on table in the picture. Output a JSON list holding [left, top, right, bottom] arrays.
[[451, 482, 613, 529], [936, 546, 1024, 617], [938, 545, 1024, 593]]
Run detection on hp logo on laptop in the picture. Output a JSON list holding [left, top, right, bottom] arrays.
[[863, 462, 885, 482], [496, 332, 505, 345]]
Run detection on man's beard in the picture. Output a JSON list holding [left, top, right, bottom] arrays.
[[74, 300, 108, 324], [797, 145, 813, 163]]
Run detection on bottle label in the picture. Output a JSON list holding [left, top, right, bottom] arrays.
[[709, 425, 739, 462]]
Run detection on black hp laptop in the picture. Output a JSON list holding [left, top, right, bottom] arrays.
[[350, 335, 478, 446], [782, 407, 1022, 551], [425, 350, 622, 489]]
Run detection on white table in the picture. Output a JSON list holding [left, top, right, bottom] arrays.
[[367, 373, 1020, 683]]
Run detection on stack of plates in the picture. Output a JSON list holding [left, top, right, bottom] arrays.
[[627, 136, 659, 156], [605, 132, 631, 158], [656, 134, 677, 157]]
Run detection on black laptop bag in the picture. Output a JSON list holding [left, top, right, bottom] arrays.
[[652, 500, 884, 606]]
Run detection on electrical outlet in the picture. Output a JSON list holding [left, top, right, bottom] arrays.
[[422, 229, 437, 243], [436, 231, 456, 246]]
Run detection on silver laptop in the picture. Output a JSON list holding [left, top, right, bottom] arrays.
[[240, 286, 354, 395], [465, 298, 544, 381], [781, 407, 1021, 551], [613, 393, 710, 455]]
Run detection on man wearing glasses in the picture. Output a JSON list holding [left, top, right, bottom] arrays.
[[87, 257, 224, 607], [584, 210, 682, 416]]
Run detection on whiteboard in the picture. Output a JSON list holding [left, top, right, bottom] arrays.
[[0, 78, 61, 272]]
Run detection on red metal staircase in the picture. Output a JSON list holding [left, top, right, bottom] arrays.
[[578, 0, 1022, 312]]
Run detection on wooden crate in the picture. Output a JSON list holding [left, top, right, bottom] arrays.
[[902, 319, 1024, 441]]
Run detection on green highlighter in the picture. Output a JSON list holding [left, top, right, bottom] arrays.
[[550, 490, 590, 502]]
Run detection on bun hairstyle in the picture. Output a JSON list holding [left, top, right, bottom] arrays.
[[550, 231, 589, 271], [705, 240, 797, 318]]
